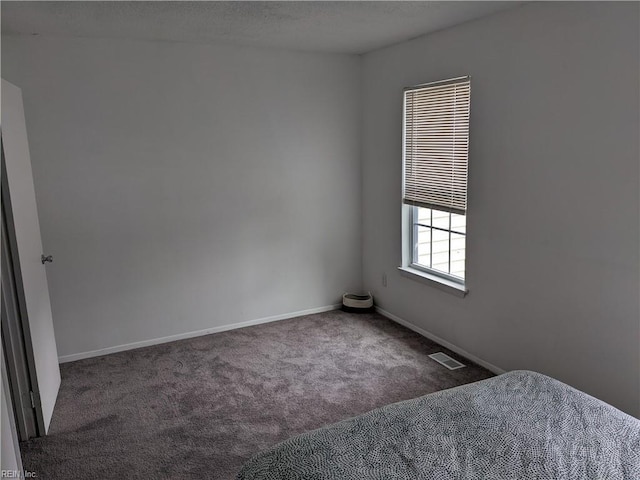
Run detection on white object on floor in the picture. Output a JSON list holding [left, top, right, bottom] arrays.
[[342, 292, 374, 309]]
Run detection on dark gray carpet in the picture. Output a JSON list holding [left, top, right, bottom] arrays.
[[21, 310, 493, 479]]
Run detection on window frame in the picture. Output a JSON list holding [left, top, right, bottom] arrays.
[[400, 76, 470, 296]]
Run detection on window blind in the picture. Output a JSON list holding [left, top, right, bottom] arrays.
[[403, 77, 470, 215]]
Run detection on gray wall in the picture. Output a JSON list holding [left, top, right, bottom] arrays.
[[2, 2, 638, 416], [2, 36, 362, 359], [362, 2, 639, 416]]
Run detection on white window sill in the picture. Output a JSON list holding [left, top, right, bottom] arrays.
[[397, 266, 468, 298]]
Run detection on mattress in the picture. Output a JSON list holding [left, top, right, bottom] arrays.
[[237, 370, 640, 479]]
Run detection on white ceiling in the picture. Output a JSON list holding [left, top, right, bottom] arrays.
[[1, 1, 523, 55]]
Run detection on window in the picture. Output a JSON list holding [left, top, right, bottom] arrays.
[[402, 77, 470, 288]]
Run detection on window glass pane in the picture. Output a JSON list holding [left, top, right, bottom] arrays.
[[450, 232, 466, 279], [451, 213, 466, 234], [450, 261, 465, 279], [432, 209, 450, 230], [415, 226, 431, 267], [431, 229, 449, 274], [416, 207, 431, 226]]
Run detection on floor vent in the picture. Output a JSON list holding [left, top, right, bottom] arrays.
[[429, 352, 465, 370]]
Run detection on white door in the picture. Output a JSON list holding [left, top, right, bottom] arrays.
[[1, 79, 60, 432]]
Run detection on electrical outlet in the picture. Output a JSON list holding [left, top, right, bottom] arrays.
[[382, 272, 387, 287]]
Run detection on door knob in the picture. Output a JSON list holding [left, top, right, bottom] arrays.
[[41, 254, 53, 264]]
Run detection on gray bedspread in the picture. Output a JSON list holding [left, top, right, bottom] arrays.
[[237, 370, 640, 479]]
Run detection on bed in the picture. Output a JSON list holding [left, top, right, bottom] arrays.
[[237, 370, 640, 479]]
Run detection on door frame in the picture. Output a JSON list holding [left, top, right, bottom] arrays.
[[1, 140, 46, 438]]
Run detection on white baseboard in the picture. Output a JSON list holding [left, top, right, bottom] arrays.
[[375, 306, 505, 375], [59, 303, 342, 363]]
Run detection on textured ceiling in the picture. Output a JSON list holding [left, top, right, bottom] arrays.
[[1, 1, 523, 55]]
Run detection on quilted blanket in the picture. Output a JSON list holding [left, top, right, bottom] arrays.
[[237, 370, 640, 479]]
